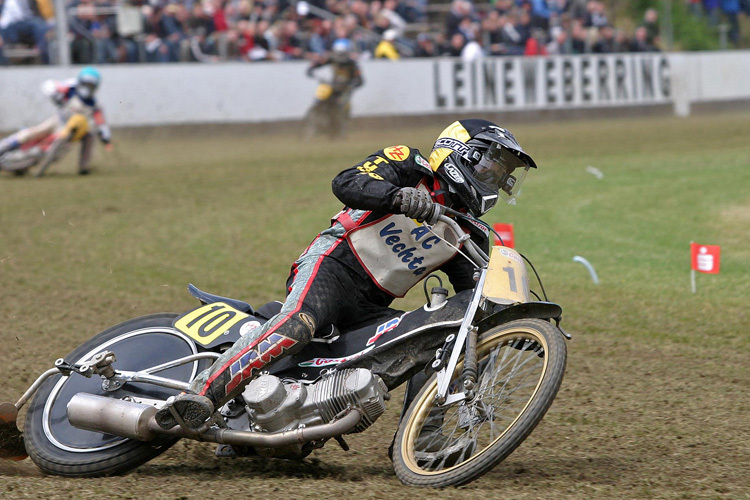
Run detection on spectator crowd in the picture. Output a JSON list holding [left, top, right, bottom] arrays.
[[1, 0, 749, 65]]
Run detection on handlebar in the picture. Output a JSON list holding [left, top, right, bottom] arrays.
[[437, 212, 490, 268]]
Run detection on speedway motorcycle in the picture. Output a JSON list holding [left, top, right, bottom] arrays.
[[303, 77, 354, 141], [0, 113, 89, 178], [0, 211, 570, 488]]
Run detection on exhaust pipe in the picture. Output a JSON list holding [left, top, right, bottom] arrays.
[[68, 393, 362, 447], [68, 393, 158, 441]]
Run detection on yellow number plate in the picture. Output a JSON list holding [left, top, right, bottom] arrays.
[[174, 302, 251, 346], [482, 246, 530, 305]]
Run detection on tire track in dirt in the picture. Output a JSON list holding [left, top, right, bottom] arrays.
[[0, 459, 43, 477]]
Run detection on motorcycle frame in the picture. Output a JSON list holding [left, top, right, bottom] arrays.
[[11, 352, 220, 413], [6, 212, 565, 458]]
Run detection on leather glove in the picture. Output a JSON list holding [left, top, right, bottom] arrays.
[[98, 125, 111, 144], [392, 187, 443, 225]]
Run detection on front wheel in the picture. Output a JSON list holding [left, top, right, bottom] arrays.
[[392, 318, 567, 487], [23, 313, 211, 477]]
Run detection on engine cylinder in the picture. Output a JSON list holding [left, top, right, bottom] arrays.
[[241, 368, 389, 436]]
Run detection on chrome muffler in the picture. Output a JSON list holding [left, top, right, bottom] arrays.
[[68, 393, 362, 447], [68, 393, 158, 441]]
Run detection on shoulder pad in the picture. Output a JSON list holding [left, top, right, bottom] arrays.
[[380, 145, 434, 177]]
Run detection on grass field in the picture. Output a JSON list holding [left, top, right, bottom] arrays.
[[1, 111, 749, 499]]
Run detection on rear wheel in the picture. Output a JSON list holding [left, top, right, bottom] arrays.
[[392, 319, 567, 487], [331, 95, 351, 139], [303, 101, 328, 142], [24, 313, 211, 477]]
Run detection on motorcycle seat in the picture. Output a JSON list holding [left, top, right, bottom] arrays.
[[255, 300, 282, 320], [187, 284, 255, 314]]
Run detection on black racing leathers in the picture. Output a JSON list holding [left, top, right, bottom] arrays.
[[328, 145, 489, 297], [307, 57, 364, 92], [187, 145, 489, 407]]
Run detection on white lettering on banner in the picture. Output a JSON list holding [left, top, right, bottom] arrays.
[[433, 54, 671, 110]]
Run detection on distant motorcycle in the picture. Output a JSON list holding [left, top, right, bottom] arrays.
[[0, 210, 570, 488], [303, 78, 355, 141], [0, 113, 89, 177]]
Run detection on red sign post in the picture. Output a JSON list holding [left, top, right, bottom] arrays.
[[690, 242, 721, 292], [493, 223, 515, 248]]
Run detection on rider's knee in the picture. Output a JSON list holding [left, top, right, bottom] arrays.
[[282, 312, 317, 347]]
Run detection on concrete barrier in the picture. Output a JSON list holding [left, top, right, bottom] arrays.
[[1, 51, 749, 130]]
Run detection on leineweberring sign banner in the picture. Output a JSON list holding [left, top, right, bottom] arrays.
[[427, 53, 671, 112]]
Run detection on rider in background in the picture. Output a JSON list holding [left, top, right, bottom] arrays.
[[155, 118, 538, 431], [0, 67, 111, 175], [305, 38, 364, 131], [307, 38, 364, 91]]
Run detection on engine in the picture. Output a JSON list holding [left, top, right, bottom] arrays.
[[239, 368, 389, 437]]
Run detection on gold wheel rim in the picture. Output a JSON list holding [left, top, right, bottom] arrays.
[[401, 326, 549, 475]]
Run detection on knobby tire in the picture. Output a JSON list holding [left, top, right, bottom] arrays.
[[392, 318, 567, 487]]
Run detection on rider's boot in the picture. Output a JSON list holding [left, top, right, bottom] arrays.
[[155, 312, 313, 431], [0, 135, 21, 156], [154, 393, 214, 431], [78, 134, 94, 175]]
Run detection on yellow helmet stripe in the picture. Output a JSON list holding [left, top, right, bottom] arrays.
[[428, 121, 471, 172]]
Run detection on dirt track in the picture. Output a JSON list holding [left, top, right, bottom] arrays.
[[1, 114, 748, 499]]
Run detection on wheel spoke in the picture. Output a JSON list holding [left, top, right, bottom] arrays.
[[408, 333, 550, 473], [397, 322, 566, 488]]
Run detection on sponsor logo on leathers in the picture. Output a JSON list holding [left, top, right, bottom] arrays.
[[414, 154, 432, 173], [384, 145, 410, 161], [225, 333, 297, 394]]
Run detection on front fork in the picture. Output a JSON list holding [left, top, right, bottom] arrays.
[[434, 267, 488, 406]]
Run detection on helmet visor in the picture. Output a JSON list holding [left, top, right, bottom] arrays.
[[473, 143, 530, 203]]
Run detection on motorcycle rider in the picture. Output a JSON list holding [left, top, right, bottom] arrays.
[[305, 38, 363, 136], [155, 118, 538, 431], [0, 67, 111, 175]]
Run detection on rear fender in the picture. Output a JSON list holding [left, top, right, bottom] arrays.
[[187, 284, 254, 314], [171, 285, 260, 350]]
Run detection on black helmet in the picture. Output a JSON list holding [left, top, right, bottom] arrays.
[[428, 119, 537, 216]]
